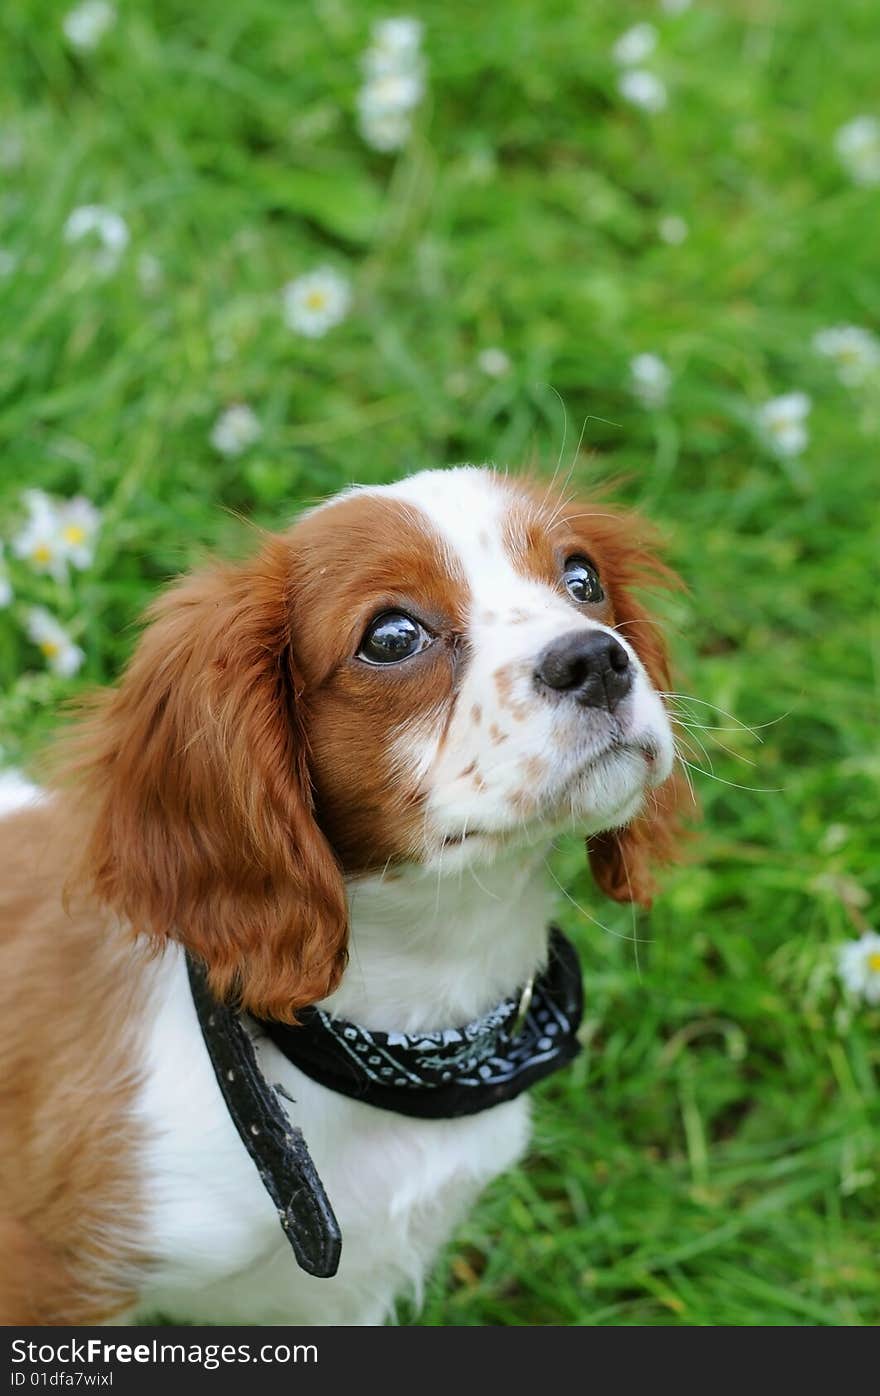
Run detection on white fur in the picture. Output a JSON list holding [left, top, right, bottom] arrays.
[[0, 770, 42, 818]]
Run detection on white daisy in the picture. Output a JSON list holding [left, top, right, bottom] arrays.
[[834, 115, 880, 187], [358, 70, 425, 120], [630, 353, 671, 408], [658, 214, 688, 245], [477, 347, 511, 378], [756, 392, 811, 457], [357, 15, 425, 152], [618, 70, 667, 113], [62, 0, 116, 51], [813, 325, 880, 386], [359, 106, 413, 152], [210, 404, 262, 457], [363, 17, 424, 77], [0, 544, 12, 609], [64, 204, 129, 275], [282, 268, 351, 338], [373, 17, 423, 53], [613, 23, 658, 67], [838, 932, 880, 1006], [12, 490, 69, 582], [26, 608, 85, 678], [57, 496, 101, 570], [12, 490, 100, 579]]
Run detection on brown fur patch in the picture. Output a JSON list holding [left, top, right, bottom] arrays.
[[488, 723, 508, 745], [493, 664, 531, 721], [0, 804, 148, 1323], [290, 494, 469, 874], [519, 756, 547, 782], [60, 541, 350, 1025]]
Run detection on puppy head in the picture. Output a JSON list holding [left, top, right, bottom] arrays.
[[66, 467, 685, 1020], [294, 469, 684, 896]]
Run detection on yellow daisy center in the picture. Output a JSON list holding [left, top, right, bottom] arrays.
[[63, 524, 86, 545], [32, 543, 53, 563], [867, 952, 880, 974], [304, 289, 328, 311], [40, 640, 60, 658]]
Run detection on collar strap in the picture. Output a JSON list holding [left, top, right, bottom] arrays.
[[187, 927, 583, 1277], [186, 954, 342, 1279]]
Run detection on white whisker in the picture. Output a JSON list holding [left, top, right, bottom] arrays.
[[673, 725, 715, 773], [676, 755, 784, 795], [543, 859, 653, 947], [671, 719, 759, 768], [673, 740, 698, 808], [660, 691, 788, 743]]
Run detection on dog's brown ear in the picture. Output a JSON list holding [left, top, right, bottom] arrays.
[[61, 537, 348, 1023], [575, 506, 689, 907], [587, 773, 686, 907]]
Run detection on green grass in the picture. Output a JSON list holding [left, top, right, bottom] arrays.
[[1, 0, 878, 1326]]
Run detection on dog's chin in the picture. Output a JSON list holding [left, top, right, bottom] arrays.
[[425, 744, 657, 874], [557, 743, 655, 828]]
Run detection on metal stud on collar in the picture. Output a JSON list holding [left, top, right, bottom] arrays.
[[509, 974, 535, 1038]]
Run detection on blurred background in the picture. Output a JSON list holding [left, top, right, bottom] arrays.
[[1, 0, 878, 1325]]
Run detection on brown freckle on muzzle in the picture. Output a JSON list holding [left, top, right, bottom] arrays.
[[471, 704, 482, 724], [472, 772, 488, 792], [493, 664, 531, 721], [458, 760, 477, 779], [488, 722, 508, 744], [519, 756, 547, 782]]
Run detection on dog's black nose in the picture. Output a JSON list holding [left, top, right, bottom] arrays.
[[534, 630, 632, 711]]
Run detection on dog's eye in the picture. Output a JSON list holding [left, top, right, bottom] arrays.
[[358, 612, 434, 665], [562, 556, 604, 604]]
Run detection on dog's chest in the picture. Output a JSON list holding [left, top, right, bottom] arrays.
[[132, 954, 531, 1325]]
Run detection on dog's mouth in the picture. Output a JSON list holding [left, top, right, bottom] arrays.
[[439, 738, 660, 849], [441, 828, 492, 849], [613, 734, 660, 766]]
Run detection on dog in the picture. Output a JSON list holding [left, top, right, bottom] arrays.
[[0, 466, 684, 1324]]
